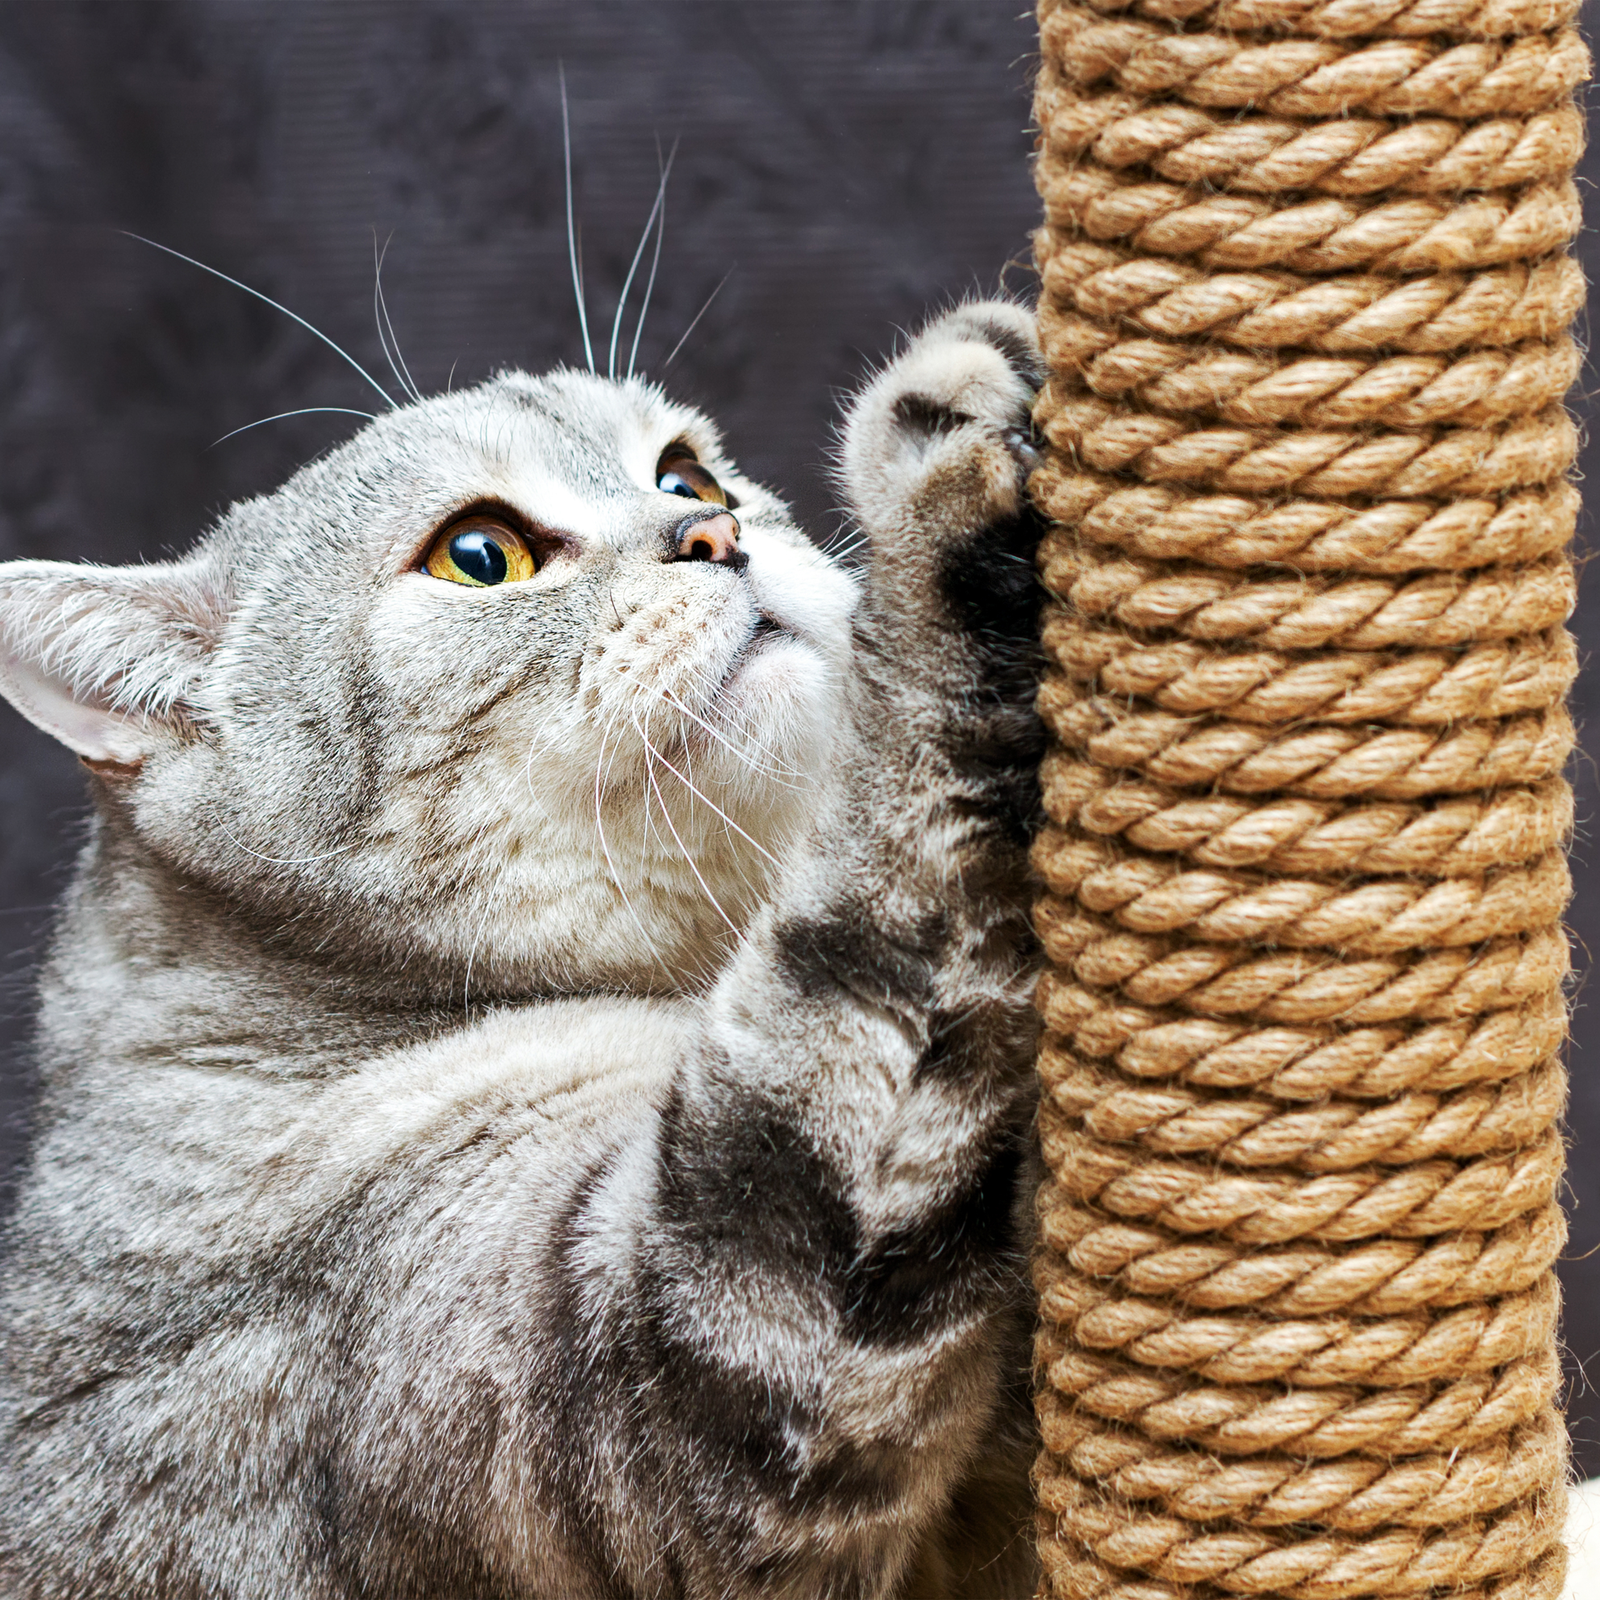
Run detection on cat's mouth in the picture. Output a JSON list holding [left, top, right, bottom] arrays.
[[737, 612, 788, 664], [713, 612, 792, 696]]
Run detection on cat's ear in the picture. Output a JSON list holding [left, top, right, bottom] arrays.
[[0, 558, 230, 764]]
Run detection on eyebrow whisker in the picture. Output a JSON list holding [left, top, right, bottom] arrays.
[[210, 407, 378, 447], [125, 233, 397, 410], [560, 65, 596, 375], [662, 267, 735, 371], [611, 137, 678, 382], [373, 230, 423, 404]]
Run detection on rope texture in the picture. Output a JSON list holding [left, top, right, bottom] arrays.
[[1027, 0, 1586, 1594]]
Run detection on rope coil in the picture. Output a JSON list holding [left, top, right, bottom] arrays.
[[1026, 0, 1586, 1592]]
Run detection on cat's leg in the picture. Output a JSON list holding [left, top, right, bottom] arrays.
[[616, 303, 1046, 1599]]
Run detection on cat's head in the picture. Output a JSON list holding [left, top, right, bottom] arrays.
[[0, 370, 858, 995]]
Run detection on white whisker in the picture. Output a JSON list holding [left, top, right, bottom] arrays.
[[630, 224, 667, 379], [628, 139, 674, 382], [609, 141, 677, 381], [125, 233, 396, 409], [590, 716, 664, 968], [373, 231, 423, 404], [662, 267, 734, 370], [644, 737, 779, 865], [213, 822, 361, 868], [560, 66, 596, 375], [639, 679, 802, 787], [635, 712, 742, 940], [211, 408, 377, 447], [640, 677, 800, 780]]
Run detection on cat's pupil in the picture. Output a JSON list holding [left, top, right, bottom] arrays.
[[450, 530, 508, 586], [659, 472, 699, 500]]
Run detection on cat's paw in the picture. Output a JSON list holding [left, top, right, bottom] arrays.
[[840, 303, 1046, 835], [837, 299, 1043, 558]]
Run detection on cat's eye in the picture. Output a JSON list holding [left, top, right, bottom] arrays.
[[657, 455, 726, 506], [423, 516, 539, 588]]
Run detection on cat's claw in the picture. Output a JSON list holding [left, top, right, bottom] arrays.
[[1003, 425, 1044, 472]]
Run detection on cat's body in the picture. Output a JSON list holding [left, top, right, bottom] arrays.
[[0, 303, 1045, 1599]]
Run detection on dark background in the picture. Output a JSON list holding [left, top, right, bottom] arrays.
[[0, 0, 1596, 1473]]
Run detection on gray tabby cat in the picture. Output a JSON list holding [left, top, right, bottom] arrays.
[[0, 299, 1046, 1599]]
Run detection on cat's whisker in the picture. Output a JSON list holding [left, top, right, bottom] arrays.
[[629, 225, 666, 381], [211, 820, 363, 868], [823, 527, 870, 563], [559, 65, 596, 375], [636, 702, 773, 966], [627, 139, 672, 382], [372, 231, 423, 405], [125, 233, 397, 409], [590, 717, 666, 971], [661, 267, 735, 371], [210, 408, 378, 447], [600, 658, 792, 785], [608, 140, 677, 382], [653, 685, 800, 784], [630, 703, 667, 858], [637, 722, 779, 866], [634, 713, 744, 942], [646, 707, 784, 870], [461, 935, 477, 1014], [675, 734, 776, 920], [646, 669, 803, 781], [633, 729, 667, 858]]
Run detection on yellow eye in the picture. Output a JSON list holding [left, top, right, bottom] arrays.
[[423, 516, 539, 587], [657, 454, 726, 506]]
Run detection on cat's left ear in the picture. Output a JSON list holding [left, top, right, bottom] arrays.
[[0, 558, 230, 764]]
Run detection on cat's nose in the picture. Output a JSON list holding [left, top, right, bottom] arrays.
[[672, 510, 747, 571]]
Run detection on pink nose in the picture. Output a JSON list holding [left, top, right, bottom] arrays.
[[674, 511, 746, 569]]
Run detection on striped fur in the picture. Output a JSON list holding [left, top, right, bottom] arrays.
[[0, 303, 1045, 1599]]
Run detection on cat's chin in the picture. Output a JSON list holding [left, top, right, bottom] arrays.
[[698, 626, 839, 763]]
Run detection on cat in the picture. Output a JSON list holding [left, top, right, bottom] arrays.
[[0, 296, 1047, 1599]]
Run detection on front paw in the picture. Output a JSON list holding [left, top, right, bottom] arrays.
[[838, 301, 1045, 808], [839, 300, 1043, 556]]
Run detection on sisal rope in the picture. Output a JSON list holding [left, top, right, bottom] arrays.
[[1024, 0, 1587, 1594]]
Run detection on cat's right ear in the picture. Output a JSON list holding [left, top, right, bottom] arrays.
[[0, 558, 230, 765]]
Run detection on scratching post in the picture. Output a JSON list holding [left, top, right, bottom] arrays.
[[1025, 1, 1588, 1595]]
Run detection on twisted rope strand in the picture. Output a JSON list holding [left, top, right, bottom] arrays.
[[1042, 9, 1588, 118], [1037, 975, 1566, 1099], [1036, 1266, 1560, 1385], [1040, 687, 1575, 799], [1040, 1053, 1566, 1169], [1038, 169, 1582, 273], [1035, 830, 1570, 951], [1039, 253, 1585, 353], [1053, 338, 1584, 429], [1043, 551, 1575, 649], [1039, 0, 1582, 42], [1038, 77, 1583, 197], [1040, 757, 1574, 877], [1043, 623, 1578, 726], [1034, 464, 1579, 572], [1035, 1341, 1563, 1457], [1038, 1404, 1563, 1530]]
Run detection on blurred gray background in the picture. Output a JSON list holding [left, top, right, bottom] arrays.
[[1, 0, 1597, 1474]]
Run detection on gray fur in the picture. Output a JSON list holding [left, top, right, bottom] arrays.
[[0, 302, 1046, 1599]]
